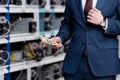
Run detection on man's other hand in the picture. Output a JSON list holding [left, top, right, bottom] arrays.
[[50, 37, 63, 49]]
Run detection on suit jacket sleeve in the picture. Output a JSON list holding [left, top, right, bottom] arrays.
[[56, 0, 73, 44], [105, 0, 120, 35]]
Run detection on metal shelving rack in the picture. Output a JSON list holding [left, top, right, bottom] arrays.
[[0, 0, 40, 80], [0, 0, 66, 80]]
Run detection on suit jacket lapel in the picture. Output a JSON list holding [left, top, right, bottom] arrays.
[[96, 0, 106, 11], [77, 0, 86, 26]]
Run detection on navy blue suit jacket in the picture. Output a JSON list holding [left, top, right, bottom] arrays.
[[57, 0, 120, 77]]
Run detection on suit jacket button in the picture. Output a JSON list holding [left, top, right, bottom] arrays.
[[86, 28, 89, 31]]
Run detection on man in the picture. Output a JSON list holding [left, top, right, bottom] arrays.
[[51, 0, 120, 80]]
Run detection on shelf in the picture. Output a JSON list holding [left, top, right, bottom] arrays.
[[0, 5, 39, 13], [0, 53, 65, 74], [57, 77, 64, 80], [0, 33, 40, 44], [40, 30, 59, 37], [40, 7, 65, 13], [0, 30, 59, 44]]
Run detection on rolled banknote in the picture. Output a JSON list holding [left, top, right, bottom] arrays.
[[39, 35, 57, 46]]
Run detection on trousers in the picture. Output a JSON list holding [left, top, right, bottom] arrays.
[[64, 54, 116, 80]]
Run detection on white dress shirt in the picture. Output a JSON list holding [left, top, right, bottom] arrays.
[[82, 0, 97, 9]]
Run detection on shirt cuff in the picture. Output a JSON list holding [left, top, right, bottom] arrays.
[[103, 18, 108, 30]]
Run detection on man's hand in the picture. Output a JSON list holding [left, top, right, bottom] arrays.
[[87, 7, 104, 25], [0, 50, 3, 53], [50, 37, 63, 49]]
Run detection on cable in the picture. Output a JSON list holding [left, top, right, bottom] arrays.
[[28, 42, 36, 56], [30, 0, 37, 5], [16, 70, 24, 80], [0, 19, 11, 38], [40, 0, 46, 8], [23, 42, 36, 59], [0, 51, 10, 66], [53, 46, 64, 56], [6, 0, 10, 6], [0, 0, 6, 5], [31, 69, 38, 80], [23, 48, 35, 59]]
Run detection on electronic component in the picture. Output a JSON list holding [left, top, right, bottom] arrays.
[[0, 16, 11, 37], [10, 50, 23, 62], [37, 62, 63, 80], [0, 16, 6, 23], [10, 18, 37, 34], [51, 0, 66, 8], [27, 0, 39, 5], [0, 23, 9, 36], [29, 21, 37, 33], [23, 42, 45, 61], [44, 18, 52, 31], [0, 0, 22, 5], [10, 0, 22, 5]]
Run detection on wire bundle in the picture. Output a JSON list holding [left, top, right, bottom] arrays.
[[23, 42, 36, 59], [0, 19, 11, 38], [0, 51, 10, 66]]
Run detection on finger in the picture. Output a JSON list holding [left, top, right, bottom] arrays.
[[0, 50, 3, 53], [92, 7, 101, 13], [88, 12, 95, 18], [87, 15, 92, 19], [87, 18, 93, 23], [52, 44, 63, 49], [88, 11, 93, 16], [50, 39, 58, 45], [50, 38, 58, 43], [55, 44, 63, 48], [89, 9, 95, 14]]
